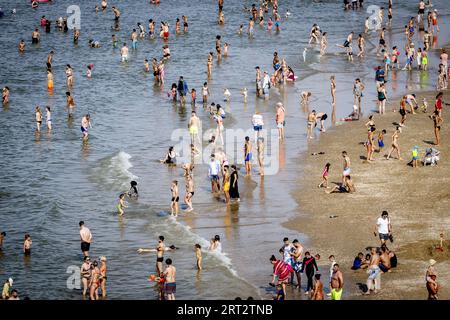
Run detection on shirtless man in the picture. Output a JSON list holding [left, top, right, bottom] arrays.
[[66, 64, 74, 88], [131, 29, 138, 50], [112, 6, 120, 21], [215, 35, 222, 59], [255, 66, 262, 97], [121, 43, 129, 62], [66, 92, 75, 117], [275, 102, 285, 140], [353, 78, 365, 114], [163, 259, 176, 300], [307, 110, 317, 139], [330, 264, 344, 300], [386, 127, 402, 160], [365, 248, 381, 294], [244, 136, 252, 176], [184, 174, 194, 212], [188, 111, 200, 144], [31, 29, 40, 44], [248, 18, 255, 37], [47, 51, 54, 69], [81, 114, 92, 140], [405, 94, 418, 114], [289, 239, 303, 289], [379, 245, 391, 273], [170, 180, 179, 217], [337, 31, 353, 50], [79, 221, 93, 257]]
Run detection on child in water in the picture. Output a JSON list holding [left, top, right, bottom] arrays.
[[117, 193, 127, 215], [86, 64, 93, 78], [191, 88, 196, 107], [195, 244, 202, 270]]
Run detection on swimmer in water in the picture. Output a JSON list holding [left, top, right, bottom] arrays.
[[128, 181, 138, 198], [195, 244, 202, 270], [121, 43, 129, 62], [117, 193, 127, 216], [18, 39, 26, 53], [66, 91, 75, 117]]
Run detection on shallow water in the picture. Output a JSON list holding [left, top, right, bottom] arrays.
[[0, 0, 449, 299]]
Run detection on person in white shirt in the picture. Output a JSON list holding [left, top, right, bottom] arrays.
[[208, 154, 221, 193], [374, 211, 391, 246], [252, 112, 264, 143], [262, 71, 270, 100], [79, 221, 93, 257]]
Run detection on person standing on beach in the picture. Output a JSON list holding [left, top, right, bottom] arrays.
[[257, 137, 265, 176], [386, 127, 403, 160], [290, 239, 303, 289], [342, 151, 351, 183], [366, 126, 376, 162], [399, 96, 407, 127], [330, 76, 336, 106], [208, 154, 221, 193], [184, 174, 194, 212], [377, 83, 387, 115], [300, 251, 319, 295], [244, 136, 252, 176], [330, 264, 343, 300], [255, 66, 262, 97], [430, 110, 443, 146], [229, 165, 240, 201], [312, 274, 324, 300], [366, 247, 381, 295], [170, 180, 179, 217], [353, 78, 365, 115], [307, 110, 317, 139], [79, 221, 93, 257], [275, 102, 285, 140]]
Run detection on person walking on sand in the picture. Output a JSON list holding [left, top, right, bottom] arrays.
[[300, 251, 319, 295], [386, 127, 403, 160], [290, 239, 303, 290], [375, 211, 392, 246], [377, 83, 387, 115], [79, 221, 93, 257], [330, 264, 343, 300]]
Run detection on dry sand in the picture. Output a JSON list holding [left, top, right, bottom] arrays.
[[285, 90, 450, 300]]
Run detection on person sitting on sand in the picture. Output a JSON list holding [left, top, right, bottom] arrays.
[[326, 175, 355, 194], [423, 147, 440, 166], [351, 252, 365, 270]]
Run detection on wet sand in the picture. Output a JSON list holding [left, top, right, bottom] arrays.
[[285, 90, 450, 300]]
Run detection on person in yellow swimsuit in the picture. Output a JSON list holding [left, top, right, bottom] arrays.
[[47, 69, 54, 91], [223, 165, 230, 203]]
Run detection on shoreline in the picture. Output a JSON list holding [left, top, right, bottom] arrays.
[[285, 88, 450, 299]]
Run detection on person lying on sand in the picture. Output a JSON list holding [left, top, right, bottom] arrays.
[[326, 175, 355, 194]]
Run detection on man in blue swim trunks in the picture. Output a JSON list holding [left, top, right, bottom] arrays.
[[244, 136, 252, 176]]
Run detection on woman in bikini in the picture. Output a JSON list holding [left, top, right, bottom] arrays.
[[89, 260, 100, 300], [35, 106, 42, 132], [170, 180, 179, 217], [99, 256, 107, 298], [386, 127, 403, 160], [366, 126, 376, 162], [80, 256, 91, 297]]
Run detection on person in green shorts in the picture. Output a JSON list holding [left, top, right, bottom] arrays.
[[330, 264, 343, 300]]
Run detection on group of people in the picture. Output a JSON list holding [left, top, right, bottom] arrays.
[[269, 237, 344, 300]]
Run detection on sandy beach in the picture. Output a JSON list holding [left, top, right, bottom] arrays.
[[286, 89, 450, 300]]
